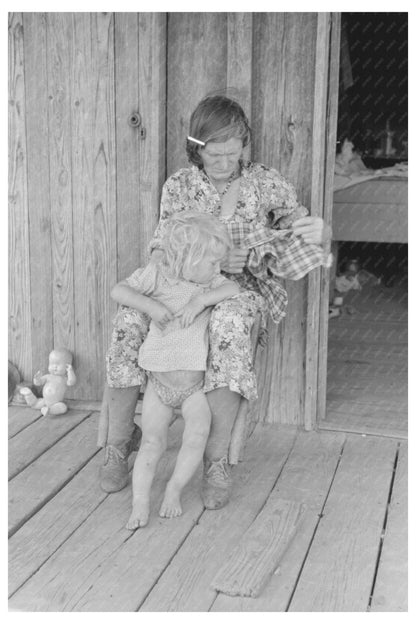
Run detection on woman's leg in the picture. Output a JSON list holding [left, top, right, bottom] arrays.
[[160, 390, 211, 518], [202, 291, 264, 509], [126, 381, 172, 530], [99, 306, 150, 493]]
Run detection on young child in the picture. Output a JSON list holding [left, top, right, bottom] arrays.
[[110, 212, 240, 529]]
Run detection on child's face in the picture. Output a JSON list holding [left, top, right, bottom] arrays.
[[48, 352, 68, 375], [184, 252, 221, 284]]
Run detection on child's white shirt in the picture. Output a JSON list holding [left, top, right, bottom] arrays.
[[126, 263, 231, 372]]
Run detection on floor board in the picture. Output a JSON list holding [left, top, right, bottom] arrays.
[[288, 435, 398, 611], [8, 409, 92, 479], [370, 442, 408, 611], [140, 426, 297, 612], [8, 413, 99, 537], [8, 406, 407, 612], [211, 430, 345, 611]]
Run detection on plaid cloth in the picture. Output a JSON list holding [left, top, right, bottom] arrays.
[[224, 222, 330, 324]]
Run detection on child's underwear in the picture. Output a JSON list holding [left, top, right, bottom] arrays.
[[147, 371, 204, 408]]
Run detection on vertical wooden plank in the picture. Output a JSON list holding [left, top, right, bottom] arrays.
[[317, 13, 341, 424], [167, 13, 228, 175], [227, 13, 253, 161], [114, 13, 142, 280], [137, 13, 167, 265], [8, 12, 32, 380], [72, 13, 117, 399], [23, 13, 54, 375], [226, 13, 252, 119], [288, 435, 397, 611], [114, 12, 166, 312], [304, 13, 331, 430], [46, 13, 75, 357], [252, 13, 319, 425], [371, 442, 407, 611]]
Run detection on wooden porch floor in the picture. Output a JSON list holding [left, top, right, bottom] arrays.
[[9, 404, 407, 612]]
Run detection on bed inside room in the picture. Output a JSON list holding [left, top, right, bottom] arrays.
[[322, 12, 408, 438]]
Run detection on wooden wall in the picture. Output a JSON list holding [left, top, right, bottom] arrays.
[[8, 12, 166, 400], [9, 12, 339, 425]]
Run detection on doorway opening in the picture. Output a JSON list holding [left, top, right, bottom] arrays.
[[321, 12, 408, 438]]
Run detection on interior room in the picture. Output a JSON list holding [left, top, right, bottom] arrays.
[[323, 12, 408, 438]]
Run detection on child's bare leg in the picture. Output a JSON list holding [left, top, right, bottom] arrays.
[[126, 382, 172, 530], [160, 390, 211, 519]]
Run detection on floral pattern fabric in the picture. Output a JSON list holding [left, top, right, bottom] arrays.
[[107, 161, 309, 399]]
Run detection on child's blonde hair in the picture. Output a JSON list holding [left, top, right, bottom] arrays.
[[161, 211, 231, 280]]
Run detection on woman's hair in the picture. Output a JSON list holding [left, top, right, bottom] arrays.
[[161, 211, 231, 280], [186, 95, 251, 166]]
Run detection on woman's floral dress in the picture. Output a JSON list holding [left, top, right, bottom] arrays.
[[106, 161, 308, 401]]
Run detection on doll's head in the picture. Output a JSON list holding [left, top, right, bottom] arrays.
[[48, 348, 73, 375], [162, 212, 231, 283]]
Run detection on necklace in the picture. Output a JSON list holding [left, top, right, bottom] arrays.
[[219, 170, 239, 196]]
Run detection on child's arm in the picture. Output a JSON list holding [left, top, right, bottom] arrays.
[[111, 280, 174, 329], [176, 280, 240, 328]]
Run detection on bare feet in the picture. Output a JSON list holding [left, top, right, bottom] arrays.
[[159, 484, 182, 519], [126, 495, 150, 530]]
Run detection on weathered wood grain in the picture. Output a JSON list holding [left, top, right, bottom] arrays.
[[23, 13, 54, 373], [8, 421, 203, 612], [46, 13, 75, 358], [8, 12, 32, 380], [137, 13, 167, 263], [8, 412, 99, 537], [371, 442, 407, 611], [114, 13, 166, 277], [8, 451, 106, 597], [212, 430, 345, 611], [227, 13, 253, 128], [288, 435, 398, 611], [252, 13, 321, 425], [167, 13, 227, 175], [8, 405, 42, 438], [140, 426, 297, 611], [114, 13, 142, 281], [211, 499, 306, 597], [8, 408, 92, 479], [71, 13, 117, 399]]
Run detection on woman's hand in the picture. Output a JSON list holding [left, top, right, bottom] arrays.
[[175, 295, 205, 328], [220, 247, 249, 273], [148, 300, 174, 330], [292, 216, 332, 245]]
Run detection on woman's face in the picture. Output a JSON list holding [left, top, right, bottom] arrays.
[[199, 137, 243, 182]]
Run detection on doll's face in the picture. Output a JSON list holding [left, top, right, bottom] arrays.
[[48, 352, 69, 375]]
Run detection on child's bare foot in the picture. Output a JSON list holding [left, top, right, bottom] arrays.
[[159, 484, 182, 518], [126, 495, 150, 530]]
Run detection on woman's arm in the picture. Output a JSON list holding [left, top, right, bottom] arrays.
[[175, 280, 240, 327]]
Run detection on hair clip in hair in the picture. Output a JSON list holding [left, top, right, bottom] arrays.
[[187, 135, 205, 146]]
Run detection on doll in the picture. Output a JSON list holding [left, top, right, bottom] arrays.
[[19, 348, 76, 416]]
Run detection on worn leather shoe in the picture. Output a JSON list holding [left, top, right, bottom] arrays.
[[202, 457, 232, 509], [99, 424, 142, 493]]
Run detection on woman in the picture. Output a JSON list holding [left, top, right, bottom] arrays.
[[98, 94, 331, 509]]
